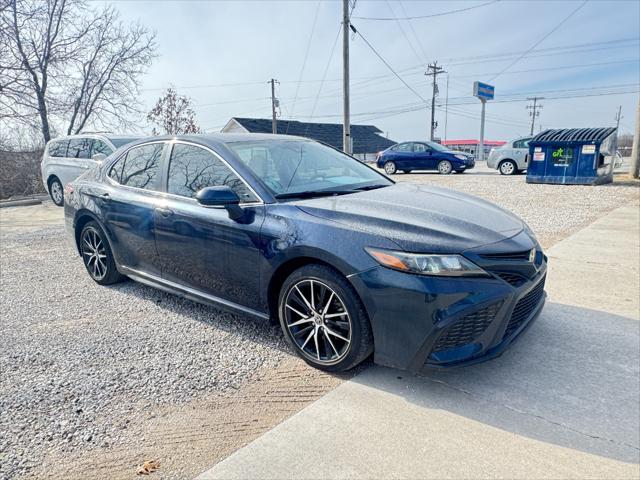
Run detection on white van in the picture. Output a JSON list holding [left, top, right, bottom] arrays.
[[41, 133, 140, 206]]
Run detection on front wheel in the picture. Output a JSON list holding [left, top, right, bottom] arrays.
[[499, 160, 517, 175], [48, 177, 64, 206], [383, 161, 397, 175], [278, 264, 373, 372], [79, 221, 125, 285], [438, 160, 453, 174]]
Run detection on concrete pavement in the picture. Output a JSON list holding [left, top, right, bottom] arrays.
[[198, 200, 640, 480]]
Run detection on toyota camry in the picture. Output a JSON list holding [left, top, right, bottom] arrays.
[[64, 134, 547, 372]]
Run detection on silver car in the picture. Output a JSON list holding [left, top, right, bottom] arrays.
[[41, 133, 140, 206], [487, 136, 532, 175]]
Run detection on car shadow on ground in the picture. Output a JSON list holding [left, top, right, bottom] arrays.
[[350, 301, 640, 464]]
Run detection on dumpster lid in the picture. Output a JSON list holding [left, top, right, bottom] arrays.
[[531, 127, 616, 144]]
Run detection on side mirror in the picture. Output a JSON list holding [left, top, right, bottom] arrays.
[[92, 153, 107, 164], [196, 186, 244, 220]]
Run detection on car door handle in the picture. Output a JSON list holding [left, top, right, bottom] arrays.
[[155, 207, 174, 217]]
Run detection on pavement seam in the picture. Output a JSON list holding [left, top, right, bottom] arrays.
[[424, 377, 640, 453]]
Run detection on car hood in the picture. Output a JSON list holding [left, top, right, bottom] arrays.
[[294, 183, 524, 253]]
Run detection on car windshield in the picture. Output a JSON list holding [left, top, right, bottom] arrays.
[[425, 141, 449, 152], [227, 139, 392, 198], [110, 137, 141, 148]]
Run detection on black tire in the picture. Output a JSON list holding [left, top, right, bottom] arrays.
[[48, 176, 64, 206], [383, 161, 397, 175], [79, 221, 125, 285], [278, 264, 373, 372], [437, 160, 453, 174], [499, 160, 517, 175]]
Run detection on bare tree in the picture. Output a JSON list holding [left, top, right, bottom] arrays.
[[147, 87, 201, 135], [0, 0, 156, 144]]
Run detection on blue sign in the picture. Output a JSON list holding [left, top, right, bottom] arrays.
[[473, 81, 495, 101]]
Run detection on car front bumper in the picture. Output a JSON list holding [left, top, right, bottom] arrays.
[[349, 242, 547, 372]]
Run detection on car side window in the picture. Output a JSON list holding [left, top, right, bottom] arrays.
[[514, 138, 531, 149], [167, 143, 257, 202], [67, 138, 92, 159], [92, 140, 113, 157], [48, 140, 69, 157], [108, 143, 163, 190], [413, 143, 427, 153], [396, 143, 413, 152]]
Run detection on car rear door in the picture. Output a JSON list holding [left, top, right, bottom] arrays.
[[101, 142, 166, 276], [392, 143, 414, 170], [65, 138, 99, 182], [153, 141, 264, 310]]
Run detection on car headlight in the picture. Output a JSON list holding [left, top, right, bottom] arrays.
[[365, 248, 488, 277], [454, 154, 467, 160]]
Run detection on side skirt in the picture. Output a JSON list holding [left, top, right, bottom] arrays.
[[120, 265, 270, 320]]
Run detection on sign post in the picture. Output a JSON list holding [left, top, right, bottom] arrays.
[[473, 81, 495, 161]]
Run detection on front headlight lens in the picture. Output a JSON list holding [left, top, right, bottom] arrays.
[[365, 248, 488, 277], [454, 154, 467, 160]]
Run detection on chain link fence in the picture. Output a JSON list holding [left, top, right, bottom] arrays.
[[0, 150, 46, 200]]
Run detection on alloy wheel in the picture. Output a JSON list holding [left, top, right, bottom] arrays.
[[81, 227, 108, 281], [500, 161, 516, 175], [50, 180, 63, 205], [438, 161, 452, 174], [384, 161, 396, 175], [283, 279, 352, 365]]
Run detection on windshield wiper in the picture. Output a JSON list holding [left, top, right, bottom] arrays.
[[275, 189, 356, 200], [352, 184, 389, 191]]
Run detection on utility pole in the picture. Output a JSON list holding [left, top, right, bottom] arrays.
[[609, 105, 623, 175], [526, 97, 543, 135], [269, 79, 279, 134], [425, 61, 445, 141], [630, 100, 640, 179], [342, 0, 351, 154], [444, 74, 449, 142]]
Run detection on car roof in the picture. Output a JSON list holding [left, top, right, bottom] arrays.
[[48, 133, 143, 143], [120, 133, 325, 150]]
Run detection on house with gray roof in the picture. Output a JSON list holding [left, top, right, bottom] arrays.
[[221, 117, 396, 161]]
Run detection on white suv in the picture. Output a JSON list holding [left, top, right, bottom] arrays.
[[487, 136, 532, 175], [41, 133, 140, 206]]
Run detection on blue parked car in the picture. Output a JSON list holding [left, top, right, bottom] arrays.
[[64, 134, 545, 373], [377, 141, 475, 175]]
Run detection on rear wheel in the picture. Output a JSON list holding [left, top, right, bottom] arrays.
[[79, 221, 125, 285], [48, 177, 64, 206], [383, 161, 397, 175], [278, 264, 373, 372], [499, 160, 517, 175], [438, 160, 453, 174]]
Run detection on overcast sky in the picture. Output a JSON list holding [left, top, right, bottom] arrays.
[[103, 0, 639, 142]]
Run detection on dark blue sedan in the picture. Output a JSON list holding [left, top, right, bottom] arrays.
[[64, 134, 546, 373], [377, 141, 475, 174]]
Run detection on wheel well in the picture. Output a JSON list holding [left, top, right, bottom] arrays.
[[74, 213, 97, 254], [499, 158, 515, 165], [266, 256, 338, 323], [46, 174, 60, 192]]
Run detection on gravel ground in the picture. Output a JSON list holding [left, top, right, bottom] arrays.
[[1, 169, 638, 479], [0, 226, 289, 479]]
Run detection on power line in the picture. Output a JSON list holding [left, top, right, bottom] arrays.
[[352, 0, 499, 21], [289, 1, 321, 119], [488, 0, 589, 82], [309, 25, 341, 120], [384, 0, 425, 67], [349, 24, 428, 103]]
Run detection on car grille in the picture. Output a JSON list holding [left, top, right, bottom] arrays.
[[494, 271, 528, 287], [503, 275, 546, 339], [479, 251, 531, 261], [432, 302, 502, 353]]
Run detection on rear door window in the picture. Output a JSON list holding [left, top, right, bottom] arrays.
[[108, 143, 163, 190], [67, 138, 92, 159], [396, 143, 413, 152], [48, 140, 69, 157]]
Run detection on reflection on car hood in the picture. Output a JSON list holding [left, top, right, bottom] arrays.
[[295, 183, 524, 253]]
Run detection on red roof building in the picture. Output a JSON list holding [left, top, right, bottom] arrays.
[[441, 139, 506, 158]]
